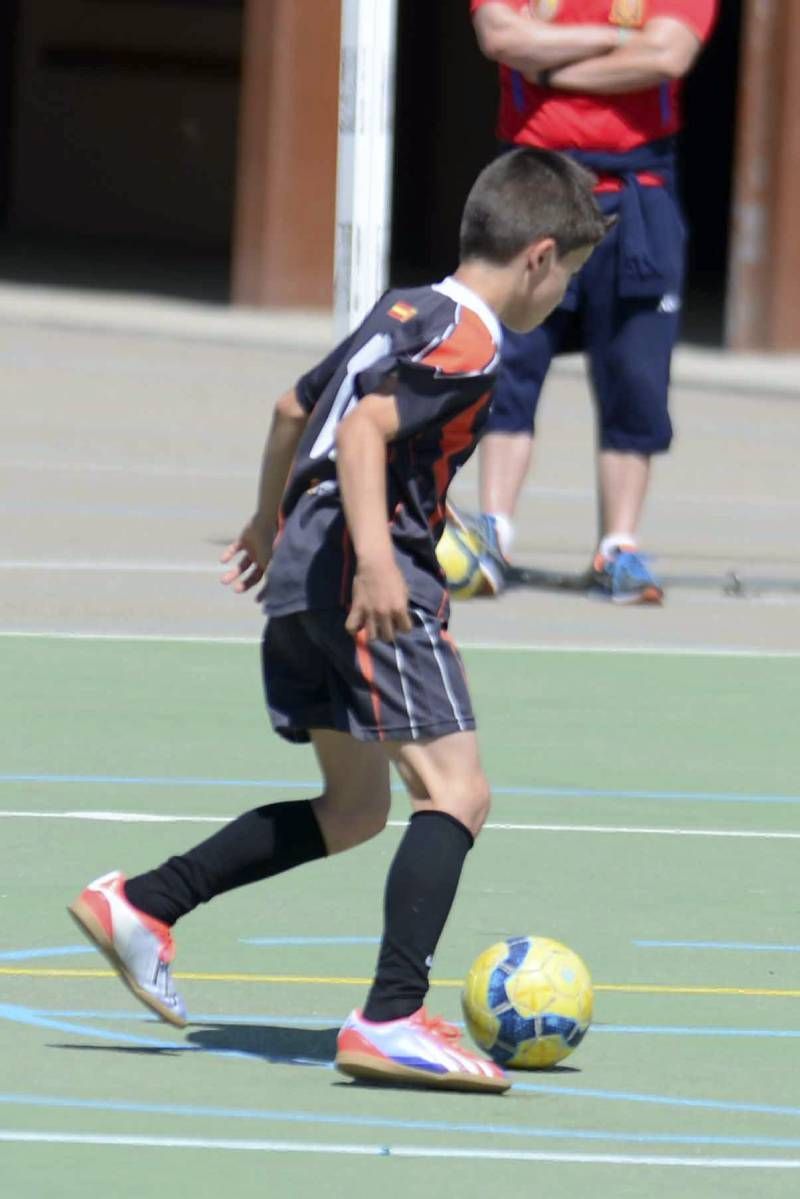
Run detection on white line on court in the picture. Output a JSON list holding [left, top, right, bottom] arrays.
[[448, 823, 800, 841], [0, 560, 220, 574], [1, 629, 799, 657], [0, 1130, 797, 1168], [0, 809, 797, 840], [1, 459, 250, 479]]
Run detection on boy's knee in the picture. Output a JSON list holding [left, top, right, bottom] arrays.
[[469, 775, 492, 832], [431, 774, 491, 839]]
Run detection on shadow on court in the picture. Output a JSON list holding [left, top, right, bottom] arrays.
[[188, 1022, 339, 1062], [49, 1024, 581, 1075], [47, 1023, 340, 1065]]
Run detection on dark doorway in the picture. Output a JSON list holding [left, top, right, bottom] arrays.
[[0, 0, 21, 229], [392, 0, 743, 346], [0, 0, 243, 302], [679, 0, 742, 344]]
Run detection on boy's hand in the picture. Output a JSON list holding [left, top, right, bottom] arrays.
[[220, 516, 274, 598], [346, 558, 413, 643]]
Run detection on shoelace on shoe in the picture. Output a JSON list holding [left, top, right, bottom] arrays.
[[153, 928, 177, 964], [152, 959, 181, 999], [418, 1009, 462, 1044], [614, 550, 655, 584]]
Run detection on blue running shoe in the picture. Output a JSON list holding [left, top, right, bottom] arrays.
[[591, 546, 664, 605]]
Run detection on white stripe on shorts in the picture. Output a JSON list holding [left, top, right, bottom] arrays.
[[412, 607, 469, 733], [393, 642, 420, 740]]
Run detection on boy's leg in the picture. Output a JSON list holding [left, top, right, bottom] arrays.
[[362, 729, 488, 1024], [123, 729, 389, 923], [336, 728, 508, 1091], [312, 608, 489, 1023], [310, 729, 391, 853], [68, 730, 390, 1023]]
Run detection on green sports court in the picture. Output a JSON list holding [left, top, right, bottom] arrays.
[[1, 321, 799, 1196]]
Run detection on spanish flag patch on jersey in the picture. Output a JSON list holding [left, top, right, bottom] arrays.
[[388, 300, 417, 323]]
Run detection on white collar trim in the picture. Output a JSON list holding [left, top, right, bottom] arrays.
[[433, 276, 503, 349]]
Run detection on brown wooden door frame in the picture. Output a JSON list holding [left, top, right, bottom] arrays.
[[727, 0, 800, 350], [231, 0, 340, 308]]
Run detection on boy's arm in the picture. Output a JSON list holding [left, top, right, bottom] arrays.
[[473, 1, 619, 73], [220, 388, 308, 595], [335, 389, 413, 643], [541, 17, 704, 92]]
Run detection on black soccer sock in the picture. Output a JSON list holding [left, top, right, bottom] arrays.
[[124, 799, 328, 926], [362, 809, 474, 1024]]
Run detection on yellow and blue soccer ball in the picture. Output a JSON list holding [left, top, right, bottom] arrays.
[[462, 936, 594, 1068], [436, 521, 490, 599]]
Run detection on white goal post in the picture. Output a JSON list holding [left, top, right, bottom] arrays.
[[334, 0, 399, 338]]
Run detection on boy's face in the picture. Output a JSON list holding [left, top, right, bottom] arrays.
[[503, 242, 594, 333]]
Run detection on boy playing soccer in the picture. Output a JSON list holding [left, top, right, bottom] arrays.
[[68, 148, 609, 1094]]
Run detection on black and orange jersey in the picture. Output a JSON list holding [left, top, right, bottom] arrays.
[[263, 276, 502, 619]]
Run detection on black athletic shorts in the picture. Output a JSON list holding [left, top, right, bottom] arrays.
[[262, 608, 476, 744]]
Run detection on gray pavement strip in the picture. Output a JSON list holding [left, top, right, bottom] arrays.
[[0, 283, 797, 398]]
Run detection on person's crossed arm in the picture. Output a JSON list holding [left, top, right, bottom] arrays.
[[472, 0, 621, 74], [473, 2, 707, 94], [543, 16, 705, 93]]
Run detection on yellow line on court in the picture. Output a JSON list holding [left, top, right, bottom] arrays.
[[2, 965, 800, 998]]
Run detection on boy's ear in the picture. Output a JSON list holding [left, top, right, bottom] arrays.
[[527, 236, 557, 273]]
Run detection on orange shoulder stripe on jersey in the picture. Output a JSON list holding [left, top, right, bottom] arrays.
[[431, 390, 493, 530], [421, 307, 496, 376]]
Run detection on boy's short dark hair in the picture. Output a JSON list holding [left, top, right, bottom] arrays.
[[460, 147, 613, 264]]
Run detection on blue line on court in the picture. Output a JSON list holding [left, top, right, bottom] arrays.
[[6, 1003, 800, 1117], [240, 937, 380, 947], [594, 1025, 800, 1039], [2, 1092, 800, 1151], [6, 1005, 800, 1120], [636, 940, 800, 953], [0, 1005, 331, 1067], [0, 946, 93, 962], [3, 772, 800, 805], [32, 1010, 800, 1040], [0, 1004, 191, 1051], [511, 1081, 800, 1119]]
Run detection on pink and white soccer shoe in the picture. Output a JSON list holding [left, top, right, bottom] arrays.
[[335, 1007, 509, 1093], [68, 870, 187, 1027]]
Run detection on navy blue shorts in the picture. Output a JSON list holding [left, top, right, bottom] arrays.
[[262, 608, 475, 744], [488, 190, 683, 455]]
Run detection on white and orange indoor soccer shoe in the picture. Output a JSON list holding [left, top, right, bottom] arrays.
[[68, 870, 187, 1027], [335, 1007, 509, 1093]]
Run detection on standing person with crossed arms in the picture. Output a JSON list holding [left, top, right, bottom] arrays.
[[467, 0, 718, 603]]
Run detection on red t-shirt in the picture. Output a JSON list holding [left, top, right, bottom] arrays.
[[470, 0, 718, 151]]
